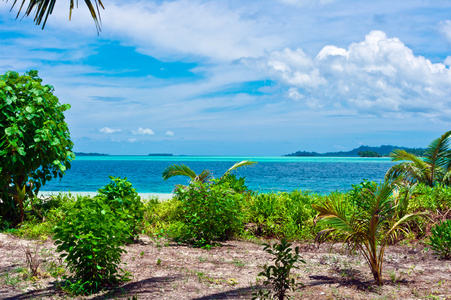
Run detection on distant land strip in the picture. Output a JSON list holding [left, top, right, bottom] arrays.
[[284, 145, 426, 157], [75, 152, 109, 156]]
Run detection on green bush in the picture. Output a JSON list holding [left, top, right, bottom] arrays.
[[428, 219, 451, 259], [245, 190, 319, 240], [97, 176, 144, 242], [174, 180, 245, 247], [53, 195, 130, 295], [214, 173, 250, 193], [347, 179, 378, 211], [411, 183, 451, 212]]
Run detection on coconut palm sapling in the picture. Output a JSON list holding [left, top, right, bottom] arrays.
[[312, 181, 426, 285]]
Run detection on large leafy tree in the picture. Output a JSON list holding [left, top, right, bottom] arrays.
[[312, 181, 425, 285], [5, 0, 104, 32], [385, 130, 451, 187], [0, 70, 74, 223]]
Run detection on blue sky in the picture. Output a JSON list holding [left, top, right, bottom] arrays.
[[1, 0, 450, 155]]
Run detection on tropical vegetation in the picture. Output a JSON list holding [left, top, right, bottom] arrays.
[[2, 118, 451, 296], [162, 160, 257, 184], [312, 181, 426, 285], [385, 130, 451, 187], [0, 70, 74, 226]]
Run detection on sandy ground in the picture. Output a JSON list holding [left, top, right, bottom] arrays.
[[1, 233, 450, 300]]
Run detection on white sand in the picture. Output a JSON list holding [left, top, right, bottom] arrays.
[[38, 191, 174, 201]]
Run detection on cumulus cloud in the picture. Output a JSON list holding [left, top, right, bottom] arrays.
[[165, 130, 175, 137], [128, 138, 137, 143], [132, 127, 155, 135], [99, 127, 121, 134], [245, 30, 451, 121]]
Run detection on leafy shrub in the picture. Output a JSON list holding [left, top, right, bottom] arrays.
[[428, 219, 451, 259], [174, 180, 245, 247], [214, 174, 250, 193], [411, 183, 451, 212], [53, 196, 130, 294], [347, 179, 378, 211], [0, 70, 74, 225], [97, 176, 144, 242], [142, 197, 183, 237], [252, 238, 305, 300], [245, 190, 319, 240]]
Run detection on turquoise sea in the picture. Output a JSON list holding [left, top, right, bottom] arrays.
[[40, 156, 398, 194]]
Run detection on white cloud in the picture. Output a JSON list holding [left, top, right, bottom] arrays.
[[96, 0, 283, 61], [245, 30, 451, 121], [127, 138, 138, 143], [165, 131, 175, 137], [99, 127, 121, 134], [440, 20, 451, 43], [132, 127, 155, 135]]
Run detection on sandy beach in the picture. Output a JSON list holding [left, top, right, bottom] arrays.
[[38, 191, 174, 201]]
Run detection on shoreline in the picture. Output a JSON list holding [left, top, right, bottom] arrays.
[[38, 191, 174, 201]]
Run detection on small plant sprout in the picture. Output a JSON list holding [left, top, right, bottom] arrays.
[[24, 243, 41, 278], [252, 238, 305, 300]]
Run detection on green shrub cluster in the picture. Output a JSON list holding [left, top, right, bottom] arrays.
[[52, 177, 141, 294], [410, 183, 451, 212], [53, 195, 131, 294], [428, 219, 451, 259], [245, 190, 320, 240], [97, 176, 145, 242], [173, 180, 245, 247]]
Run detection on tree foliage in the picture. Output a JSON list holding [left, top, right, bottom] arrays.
[[0, 70, 74, 223]]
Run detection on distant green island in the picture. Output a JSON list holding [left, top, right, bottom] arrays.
[[75, 152, 109, 156], [285, 145, 426, 157]]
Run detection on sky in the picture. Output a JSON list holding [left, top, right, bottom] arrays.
[[1, 0, 451, 156]]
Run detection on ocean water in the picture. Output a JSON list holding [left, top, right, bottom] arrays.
[[40, 156, 398, 194]]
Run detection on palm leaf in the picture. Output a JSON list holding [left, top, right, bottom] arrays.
[[194, 169, 212, 183], [162, 164, 197, 181], [424, 130, 451, 168], [221, 160, 257, 178], [9, 0, 104, 32], [386, 150, 431, 185]]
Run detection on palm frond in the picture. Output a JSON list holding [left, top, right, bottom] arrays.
[[312, 193, 355, 234], [425, 130, 451, 168], [194, 170, 212, 183], [162, 164, 197, 181], [9, 0, 104, 33], [385, 211, 429, 241], [222, 160, 257, 178]]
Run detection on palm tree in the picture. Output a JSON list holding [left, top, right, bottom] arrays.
[[162, 160, 257, 184], [312, 181, 426, 285], [385, 130, 451, 187], [6, 0, 104, 32]]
